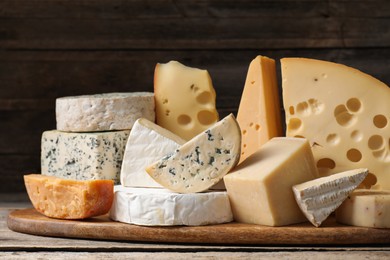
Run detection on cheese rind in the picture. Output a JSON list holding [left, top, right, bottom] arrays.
[[56, 92, 155, 132], [41, 130, 129, 184], [109, 186, 233, 226], [146, 114, 241, 193], [293, 168, 368, 227], [24, 174, 114, 219]]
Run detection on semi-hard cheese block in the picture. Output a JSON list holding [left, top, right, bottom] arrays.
[[154, 61, 219, 140], [146, 114, 241, 193], [336, 189, 390, 228], [109, 185, 233, 226], [281, 58, 390, 190], [56, 92, 155, 132], [120, 118, 185, 188], [237, 56, 283, 163], [41, 130, 129, 184], [293, 168, 368, 227], [224, 137, 319, 226], [24, 174, 114, 219]]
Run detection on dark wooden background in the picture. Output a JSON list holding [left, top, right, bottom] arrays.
[[1, 0, 389, 196]]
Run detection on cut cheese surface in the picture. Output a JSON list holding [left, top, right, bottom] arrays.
[[224, 137, 318, 226], [154, 61, 219, 140], [281, 58, 390, 190], [24, 174, 114, 219], [293, 168, 368, 227], [56, 92, 155, 132], [146, 114, 241, 193], [237, 56, 283, 163], [109, 185, 233, 226], [120, 118, 185, 188]]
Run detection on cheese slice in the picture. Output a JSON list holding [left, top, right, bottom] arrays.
[[146, 114, 241, 193], [281, 58, 390, 190], [109, 185, 233, 226], [336, 189, 390, 228], [120, 118, 185, 188], [154, 61, 219, 140], [237, 56, 283, 163], [56, 92, 155, 132], [293, 168, 368, 227], [24, 174, 114, 219], [223, 137, 319, 226]]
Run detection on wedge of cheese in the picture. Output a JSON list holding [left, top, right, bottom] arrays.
[[237, 56, 283, 163], [281, 58, 390, 190], [293, 168, 368, 227], [146, 114, 241, 193], [24, 174, 114, 219], [336, 189, 390, 228], [109, 186, 233, 226], [154, 61, 219, 140], [224, 137, 318, 226]]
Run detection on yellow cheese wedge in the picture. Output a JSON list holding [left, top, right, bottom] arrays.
[[237, 56, 283, 163], [24, 174, 114, 219]]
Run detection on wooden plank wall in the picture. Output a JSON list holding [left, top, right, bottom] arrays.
[[1, 0, 389, 194]]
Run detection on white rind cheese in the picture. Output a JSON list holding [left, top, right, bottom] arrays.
[[41, 130, 129, 184], [109, 185, 233, 226], [293, 168, 368, 227], [145, 114, 241, 193], [120, 118, 185, 188], [56, 92, 155, 132]]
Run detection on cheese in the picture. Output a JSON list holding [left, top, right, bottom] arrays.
[[224, 137, 318, 226], [293, 168, 368, 227], [41, 130, 129, 184], [145, 114, 241, 193], [120, 118, 185, 188], [56, 92, 155, 132], [109, 185, 233, 226], [281, 58, 390, 190], [154, 61, 219, 140], [237, 56, 283, 163], [24, 174, 114, 219]]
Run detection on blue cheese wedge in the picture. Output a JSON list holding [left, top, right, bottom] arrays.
[[292, 168, 368, 227], [109, 185, 233, 226], [145, 114, 241, 193], [41, 130, 129, 184]]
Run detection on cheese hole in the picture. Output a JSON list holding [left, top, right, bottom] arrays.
[[289, 106, 295, 115], [350, 130, 363, 142], [249, 122, 254, 127], [316, 158, 336, 169], [197, 110, 217, 125], [255, 124, 260, 131], [334, 104, 356, 127], [288, 118, 302, 131], [165, 110, 170, 116], [196, 91, 212, 104], [373, 148, 387, 161], [294, 135, 305, 139], [177, 114, 191, 125], [296, 102, 309, 116], [346, 98, 361, 113], [326, 133, 340, 145], [162, 99, 169, 104], [373, 114, 387, 128], [243, 144, 247, 148], [190, 84, 199, 92], [368, 135, 384, 150], [242, 129, 247, 135], [359, 173, 377, 189], [346, 148, 362, 162], [308, 99, 324, 114]]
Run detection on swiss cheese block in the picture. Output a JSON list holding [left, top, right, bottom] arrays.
[[41, 130, 129, 184], [120, 118, 185, 188], [237, 56, 283, 163], [145, 114, 241, 193], [336, 189, 390, 228], [154, 61, 219, 140], [24, 174, 114, 219], [56, 92, 155, 132], [281, 58, 390, 190], [293, 168, 368, 227], [109, 185, 233, 226], [224, 137, 319, 226]]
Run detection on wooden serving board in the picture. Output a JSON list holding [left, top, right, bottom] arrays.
[[7, 208, 390, 245]]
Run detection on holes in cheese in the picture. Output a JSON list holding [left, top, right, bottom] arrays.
[[373, 114, 387, 128]]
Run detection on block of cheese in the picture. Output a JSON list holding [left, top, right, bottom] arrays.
[[237, 56, 283, 163], [281, 58, 390, 190], [224, 137, 319, 226], [336, 189, 390, 228], [41, 130, 129, 184], [120, 118, 185, 188], [56, 92, 155, 132], [109, 185, 233, 226], [293, 168, 368, 227], [24, 174, 114, 219], [146, 114, 241, 193], [154, 61, 219, 140]]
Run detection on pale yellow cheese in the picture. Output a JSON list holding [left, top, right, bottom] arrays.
[[237, 56, 283, 163], [224, 137, 319, 226]]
